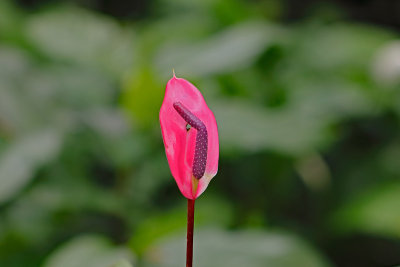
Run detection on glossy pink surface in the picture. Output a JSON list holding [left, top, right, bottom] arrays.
[[160, 75, 219, 199]]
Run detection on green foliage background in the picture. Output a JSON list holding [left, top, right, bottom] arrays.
[[0, 0, 400, 266]]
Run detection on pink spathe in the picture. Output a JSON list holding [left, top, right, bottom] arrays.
[[160, 74, 219, 199]]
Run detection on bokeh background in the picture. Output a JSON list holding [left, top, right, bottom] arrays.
[[1, 0, 400, 266]]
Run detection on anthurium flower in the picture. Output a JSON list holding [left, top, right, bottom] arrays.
[[160, 74, 219, 199]]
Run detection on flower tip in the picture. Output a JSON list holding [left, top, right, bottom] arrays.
[[172, 68, 176, 78]]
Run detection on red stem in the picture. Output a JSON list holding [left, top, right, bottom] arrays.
[[186, 198, 195, 267]]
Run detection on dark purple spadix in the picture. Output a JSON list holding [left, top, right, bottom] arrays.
[[173, 102, 208, 179]]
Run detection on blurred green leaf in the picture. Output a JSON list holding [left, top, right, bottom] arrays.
[[332, 183, 400, 238], [0, 47, 35, 132], [154, 21, 284, 78], [287, 23, 395, 74], [43, 235, 135, 267], [0, 129, 62, 203], [130, 194, 233, 256], [371, 40, 400, 86], [142, 228, 330, 267], [0, 46, 31, 79], [110, 260, 133, 267], [32, 65, 115, 108], [26, 7, 135, 77], [214, 76, 381, 155], [120, 68, 164, 128], [130, 207, 186, 256], [127, 154, 170, 204], [0, 1, 25, 43], [214, 99, 325, 154]]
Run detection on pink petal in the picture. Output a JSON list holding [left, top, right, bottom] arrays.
[[160, 75, 219, 199]]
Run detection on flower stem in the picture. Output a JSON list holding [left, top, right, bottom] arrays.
[[186, 198, 195, 267]]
